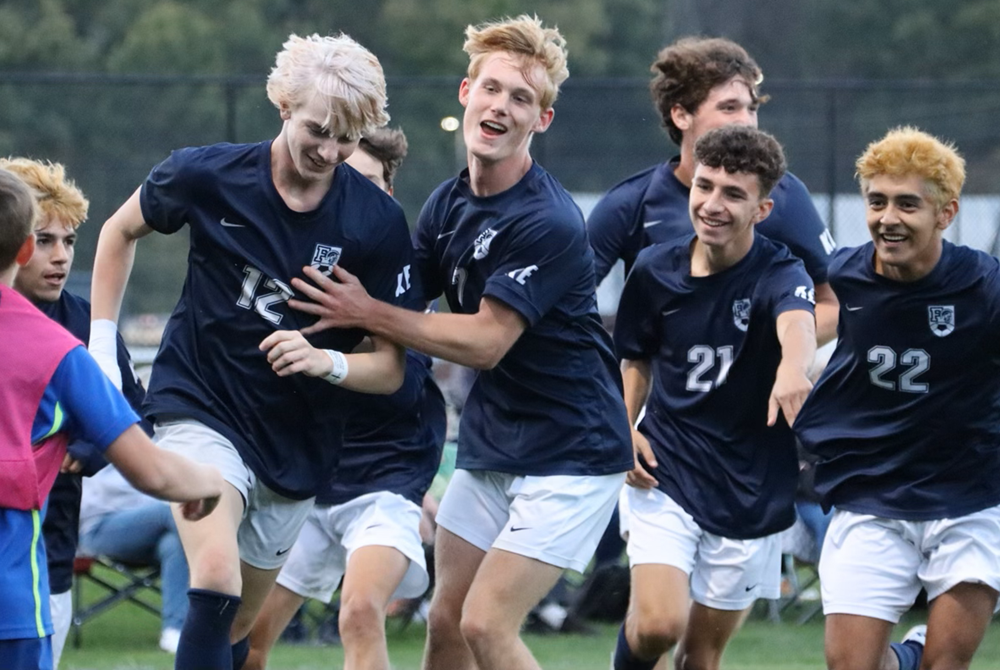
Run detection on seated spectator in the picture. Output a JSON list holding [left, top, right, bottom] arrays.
[[78, 466, 189, 654]]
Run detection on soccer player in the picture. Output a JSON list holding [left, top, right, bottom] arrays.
[[612, 125, 816, 670], [587, 36, 838, 345], [795, 127, 1000, 670], [0, 156, 154, 664], [88, 34, 412, 669], [283, 15, 633, 670], [0, 167, 222, 670], [244, 127, 447, 670]]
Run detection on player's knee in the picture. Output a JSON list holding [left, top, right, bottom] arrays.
[[338, 593, 387, 642], [458, 610, 499, 653], [189, 549, 241, 593], [632, 616, 683, 657], [425, 597, 463, 642]]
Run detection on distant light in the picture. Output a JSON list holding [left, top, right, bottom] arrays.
[[440, 116, 460, 132]]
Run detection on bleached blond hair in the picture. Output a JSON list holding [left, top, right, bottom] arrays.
[[856, 126, 966, 209], [464, 15, 569, 111], [0, 157, 88, 228], [266, 33, 389, 139]]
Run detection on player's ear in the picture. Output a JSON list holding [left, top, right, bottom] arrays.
[[752, 198, 774, 225], [278, 101, 293, 121], [459, 78, 471, 107], [671, 104, 692, 133], [936, 198, 958, 231], [533, 107, 554, 134], [15, 234, 35, 266]]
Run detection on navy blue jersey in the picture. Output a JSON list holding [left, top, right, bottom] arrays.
[[140, 142, 413, 499], [615, 234, 815, 538], [414, 163, 632, 476], [316, 350, 446, 506], [587, 159, 835, 284], [37, 291, 147, 594], [796, 241, 1000, 520]]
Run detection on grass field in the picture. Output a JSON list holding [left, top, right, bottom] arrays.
[[60, 582, 1000, 670]]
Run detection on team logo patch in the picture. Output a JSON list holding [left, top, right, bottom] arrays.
[[733, 298, 751, 332], [928, 305, 955, 337], [311, 244, 342, 277], [473, 228, 498, 260]]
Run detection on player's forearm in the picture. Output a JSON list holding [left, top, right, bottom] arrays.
[[91, 224, 137, 323], [340, 340, 406, 394], [777, 312, 817, 376], [105, 425, 222, 502], [621, 359, 652, 426], [813, 282, 839, 346]]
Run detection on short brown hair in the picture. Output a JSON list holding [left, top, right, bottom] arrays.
[[0, 157, 89, 229], [856, 126, 965, 209], [0, 168, 37, 271], [650, 37, 765, 145], [358, 127, 408, 191], [694, 125, 786, 196]]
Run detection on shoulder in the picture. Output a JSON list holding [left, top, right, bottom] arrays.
[[153, 142, 260, 183], [633, 237, 686, 275], [827, 244, 869, 277], [515, 167, 585, 237], [589, 165, 659, 219]]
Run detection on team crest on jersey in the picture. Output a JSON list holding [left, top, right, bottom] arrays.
[[473, 228, 498, 260], [311, 244, 342, 277], [928, 305, 955, 337], [732, 299, 751, 332]]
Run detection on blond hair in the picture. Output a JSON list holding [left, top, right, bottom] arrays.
[[266, 33, 389, 139], [464, 15, 568, 111], [856, 127, 966, 209], [0, 157, 88, 228]]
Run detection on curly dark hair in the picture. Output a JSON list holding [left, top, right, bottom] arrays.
[[650, 37, 765, 145], [694, 125, 786, 196], [358, 126, 408, 191]]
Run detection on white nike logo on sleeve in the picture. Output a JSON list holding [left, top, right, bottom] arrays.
[[220, 218, 245, 228]]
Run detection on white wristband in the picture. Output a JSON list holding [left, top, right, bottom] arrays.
[[323, 349, 349, 385]]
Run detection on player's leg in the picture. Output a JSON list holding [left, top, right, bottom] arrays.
[[246, 505, 346, 670], [672, 604, 750, 670], [339, 492, 428, 670], [463, 472, 624, 670], [918, 505, 1000, 669], [422, 527, 486, 670], [820, 511, 923, 670]]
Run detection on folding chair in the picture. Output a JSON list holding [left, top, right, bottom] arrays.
[[71, 555, 162, 648]]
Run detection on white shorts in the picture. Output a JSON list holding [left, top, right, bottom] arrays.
[[276, 491, 428, 603], [153, 419, 314, 570], [625, 486, 782, 610], [820, 506, 1000, 623], [436, 469, 625, 573], [49, 589, 72, 669]]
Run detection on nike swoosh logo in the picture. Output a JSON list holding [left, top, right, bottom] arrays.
[[663, 308, 681, 316], [276, 547, 291, 556], [220, 217, 245, 228], [643, 220, 662, 228], [744, 584, 757, 592], [846, 305, 864, 312], [510, 526, 531, 532], [437, 230, 456, 240]]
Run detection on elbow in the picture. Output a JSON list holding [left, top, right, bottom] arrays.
[[376, 369, 405, 395], [467, 349, 504, 371], [127, 468, 171, 500]]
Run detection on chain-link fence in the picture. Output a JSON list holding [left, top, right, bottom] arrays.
[[4, 74, 1000, 314]]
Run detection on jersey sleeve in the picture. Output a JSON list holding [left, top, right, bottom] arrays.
[[587, 186, 642, 283], [613, 255, 659, 360], [765, 173, 834, 285], [413, 194, 446, 302], [765, 257, 817, 319], [357, 206, 415, 308], [481, 208, 590, 327], [140, 148, 199, 235], [34, 346, 140, 452]]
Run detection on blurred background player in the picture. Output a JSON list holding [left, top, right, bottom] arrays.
[[88, 33, 413, 670], [280, 15, 633, 670], [244, 127, 447, 670], [0, 156, 152, 666], [0, 166, 222, 670], [611, 126, 815, 670], [587, 36, 838, 346], [795, 127, 1000, 670]]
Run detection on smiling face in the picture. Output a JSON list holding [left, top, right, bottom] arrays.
[[458, 51, 553, 169], [279, 94, 360, 183], [14, 215, 76, 303], [864, 173, 956, 281], [689, 163, 771, 254]]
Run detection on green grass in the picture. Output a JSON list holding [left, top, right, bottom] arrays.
[[60, 588, 1000, 670]]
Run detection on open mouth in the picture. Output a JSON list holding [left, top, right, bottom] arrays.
[[699, 216, 728, 228], [481, 120, 508, 136]]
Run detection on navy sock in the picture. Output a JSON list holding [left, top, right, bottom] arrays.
[[231, 636, 250, 670], [613, 623, 659, 670], [890, 640, 923, 670], [175, 588, 241, 670]]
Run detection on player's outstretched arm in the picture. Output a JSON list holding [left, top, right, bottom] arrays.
[[90, 188, 154, 388], [259, 329, 405, 394], [103, 424, 223, 521], [621, 358, 658, 489], [813, 282, 839, 347], [289, 265, 527, 370], [768, 309, 817, 427]]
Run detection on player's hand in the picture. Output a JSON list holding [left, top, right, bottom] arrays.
[[178, 495, 220, 521], [768, 363, 814, 427], [626, 429, 659, 489], [60, 452, 84, 474], [289, 265, 372, 335], [259, 330, 332, 378]]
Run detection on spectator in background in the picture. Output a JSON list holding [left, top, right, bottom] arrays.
[[1, 156, 150, 668]]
